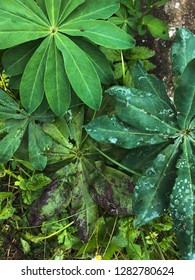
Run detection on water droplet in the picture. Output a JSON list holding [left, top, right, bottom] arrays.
[[174, 199, 180, 205]]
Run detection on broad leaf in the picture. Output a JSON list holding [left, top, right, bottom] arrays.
[[55, 33, 102, 110], [107, 86, 179, 135], [44, 0, 62, 26], [171, 28, 195, 76], [44, 37, 71, 117], [60, 20, 135, 49], [20, 36, 51, 113], [170, 138, 195, 260], [85, 115, 169, 149], [58, 0, 85, 24], [174, 58, 195, 129], [133, 139, 181, 227]]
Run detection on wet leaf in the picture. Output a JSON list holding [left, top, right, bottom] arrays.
[[133, 139, 181, 227], [170, 138, 195, 260]]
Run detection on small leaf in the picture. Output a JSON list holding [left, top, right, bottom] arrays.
[[44, 37, 71, 117], [60, 20, 135, 49], [174, 58, 195, 129], [85, 115, 168, 149], [55, 33, 102, 110], [142, 15, 169, 40], [170, 138, 195, 260], [133, 139, 181, 227], [20, 36, 51, 113]]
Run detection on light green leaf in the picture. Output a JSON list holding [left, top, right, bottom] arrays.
[[58, 0, 85, 24], [85, 115, 168, 149], [170, 138, 195, 260], [20, 36, 51, 113], [133, 139, 181, 227], [65, 0, 119, 22], [2, 40, 40, 76], [55, 33, 102, 110], [71, 37, 114, 84], [60, 20, 135, 49], [107, 86, 178, 135], [28, 121, 52, 170], [45, 37, 71, 117], [44, 0, 62, 26], [142, 15, 169, 40], [171, 28, 195, 76], [0, 120, 28, 163], [174, 58, 195, 129]]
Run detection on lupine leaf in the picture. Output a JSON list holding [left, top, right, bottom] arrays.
[[60, 20, 135, 49], [44, 37, 71, 117], [174, 59, 195, 129], [20, 37, 51, 113], [170, 138, 195, 260], [133, 139, 181, 227], [55, 33, 102, 110], [58, 0, 85, 24]]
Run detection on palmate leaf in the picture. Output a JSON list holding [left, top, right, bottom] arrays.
[[0, 89, 54, 170], [170, 138, 195, 260], [0, 0, 134, 116], [133, 139, 181, 227], [174, 58, 195, 129]]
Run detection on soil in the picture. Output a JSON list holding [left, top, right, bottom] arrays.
[[138, 0, 195, 97]]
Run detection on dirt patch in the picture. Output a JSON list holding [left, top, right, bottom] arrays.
[[137, 0, 195, 97]]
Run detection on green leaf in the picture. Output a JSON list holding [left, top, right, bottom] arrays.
[[72, 37, 114, 84], [0, 204, 15, 220], [174, 58, 195, 129], [133, 139, 181, 227], [28, 121, 52, 170], [85, 115, 168, 149], [58, 0, 85, 24], [45, 37, 71, 117], [68, 107, 84, 148], [170, 138, 195, 260], [91, 165, 134, 216], [142, 15, 169, 40], [44, 0, 62, 26], [20, 36, 51, 113], [0, 120, 28, 163], [2, 40, 40, 76], [171, 28, 195, 76], [132, 61, 174, 107], [107, 86, 178, 135], [65, 0, 119, 21], [71, 161, 97, 242], [60, 20, 135, 49], [55, 33, 102, 110]]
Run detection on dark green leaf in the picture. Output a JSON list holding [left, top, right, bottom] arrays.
[[170, 138, 195, 260], [133, 139, 181, 227], [20, 36, 51, 113], [174, 58, 195, 129], [85, 115, 169, 149]]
